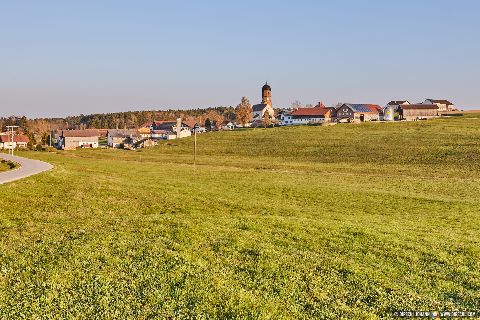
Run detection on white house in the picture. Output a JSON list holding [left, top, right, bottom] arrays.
[[222, 121, 235, 130], [280, 106, 331, 126], [0, 134, 29, 149]]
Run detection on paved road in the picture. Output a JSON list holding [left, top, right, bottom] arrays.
[[0, 153, 53, 185]]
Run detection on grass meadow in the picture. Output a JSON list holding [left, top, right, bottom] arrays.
[[1, 114, 480, 319], [0, 160, 16, 172], [0, 162, 9, 172]]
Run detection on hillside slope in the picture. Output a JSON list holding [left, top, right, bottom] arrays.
[[1, 115, 479, 319]]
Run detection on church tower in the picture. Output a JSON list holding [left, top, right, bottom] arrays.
[[261, 82, 272, 106]]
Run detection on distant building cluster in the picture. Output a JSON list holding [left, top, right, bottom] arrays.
[[0, 82, 458, 152], [54, 118, 203, 150], [278, 99, 455, 126], [241, 83, 456, 127]]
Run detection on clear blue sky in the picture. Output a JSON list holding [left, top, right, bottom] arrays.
[[1, 0, 479, 118]]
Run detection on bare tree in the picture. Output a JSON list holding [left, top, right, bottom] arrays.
[[291, 100, 302, 109]]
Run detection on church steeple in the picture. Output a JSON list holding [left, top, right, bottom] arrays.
[[261, 82, 272, 106]]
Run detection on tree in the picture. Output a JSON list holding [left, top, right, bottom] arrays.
[[41, 132, 50, 145], [262, 110, 272, 128], [235, 97, 253, 127], [204, 110, 224, 131], [291, 100, 302, 109], [204, 118, 212, 131], [26, 131, 36, 149]]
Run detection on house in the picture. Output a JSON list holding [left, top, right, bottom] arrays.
[[142, 120, 174, 131], [315, 102, 337, 118], [151, 130, 168, 139], [280, 105, 331, 126], [0, 134, 29, 149], [252, 82, 275, 122], [423, 99, 455, 112], [137, 127, 152, 139], [142, 119, 193, 138], [222, 121, 235, 130], [399, 104, 438, 121], [59, 129, 100, 150], [107, 129, 140, 148], [383, 101, 410, 121], [336, 104, 381, 122]]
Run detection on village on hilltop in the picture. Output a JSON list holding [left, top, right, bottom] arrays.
[[0, 83, 458, 151]]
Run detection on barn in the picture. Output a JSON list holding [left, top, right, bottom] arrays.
[[336, 104, 381, 122], [399, 104, 438, 121], [60, 129, 100, 150]]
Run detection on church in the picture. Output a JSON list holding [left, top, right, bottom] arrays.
[[252, 82, 275, 122]]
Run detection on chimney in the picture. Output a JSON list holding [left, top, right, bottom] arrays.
[[176, 118, 182, 139]]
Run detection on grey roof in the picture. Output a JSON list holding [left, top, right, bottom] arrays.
[[387, 100, 409, 105], [253, 104, 268, 112], [426, 99, 453, 105], [108, 129, 139, 138], [342, 104, 377, 113]]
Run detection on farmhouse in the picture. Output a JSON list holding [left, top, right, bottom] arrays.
[[281, 105, 331, 126], [142, 119, 193, 138], [222, 121, 235, 130], [0, 134, 29, 149], [315, 102, 337, 118], [423, 99, 454, 112], [107, 129, 140, 148], [336, 104, 381, 122], [60, 129, 100, 150], [137, 127, 151, 139], [142, 120, 176, 131], [399, 104, 438, 121]]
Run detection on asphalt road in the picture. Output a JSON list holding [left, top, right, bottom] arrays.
[[0, 153, 53, 185]]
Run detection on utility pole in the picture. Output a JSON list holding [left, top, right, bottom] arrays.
[[6, 126, 18, 156], [193, 123, 199, 167]]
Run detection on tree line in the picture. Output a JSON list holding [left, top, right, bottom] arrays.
[[1, 97, 279, 145]]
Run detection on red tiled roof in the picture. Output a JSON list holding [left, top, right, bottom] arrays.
[[0, 134, 29, 143], [365, 104, 382, 113], [97, 129, 109, 137], [291, 107, 330, 116], [182, 120, 197, 128], [61, 129, 101, 137]]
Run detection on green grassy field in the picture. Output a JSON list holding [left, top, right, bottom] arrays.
[[0, 159, 16, 172], [1, 115, 480, 319], [0, 161, 9, 172]]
